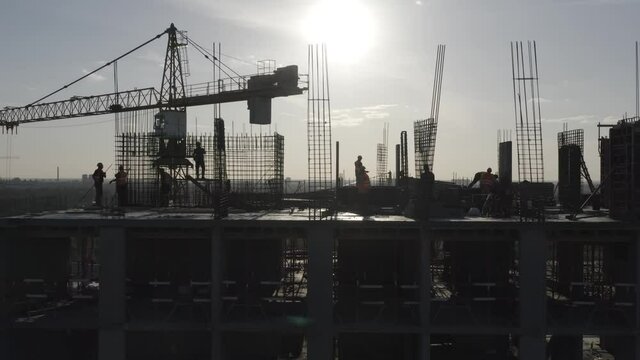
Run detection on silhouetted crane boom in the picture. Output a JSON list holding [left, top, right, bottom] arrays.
[[0, 23, 305, 130], [0, 72, 303, 128], [0, 88, 158, 126]]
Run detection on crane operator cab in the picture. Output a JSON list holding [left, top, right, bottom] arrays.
[[247, 65, 299, 125]]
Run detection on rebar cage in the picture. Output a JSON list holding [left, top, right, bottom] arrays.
[[226, 133, 284, 209], [414, 118, 437, 176]]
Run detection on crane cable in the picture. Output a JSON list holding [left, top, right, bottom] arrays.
[[181, 35, 248, 88], [27, 28, 169, 107], [184, 35, 243, 77]]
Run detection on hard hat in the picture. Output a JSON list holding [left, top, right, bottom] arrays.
[[97, 162, 103, 167]]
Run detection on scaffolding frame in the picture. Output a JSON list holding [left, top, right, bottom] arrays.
[[114, 110, 228, 215], [376, 123, 389, 186]]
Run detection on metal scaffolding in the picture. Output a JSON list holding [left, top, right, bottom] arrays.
[[114, 131, 227, 208], [376, 123, 389, 186], [511, 41, 544, 182], [114, 110, 228, 215]]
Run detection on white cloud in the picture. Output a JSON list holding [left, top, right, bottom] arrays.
[[330, 104, 397, 127], [82, 69, 106, 82], [134, 51, 164, 68], [332, 112, 364, 127], [542, 114, 595, 124], [528, 97, 552, 104]]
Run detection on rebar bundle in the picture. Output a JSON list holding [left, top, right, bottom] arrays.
[[307, 44, 333, 219], [511, 41, 544, 182], [414, 44, 445, 177]]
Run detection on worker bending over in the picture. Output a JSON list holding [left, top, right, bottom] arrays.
[[468, 167, 496, 194]]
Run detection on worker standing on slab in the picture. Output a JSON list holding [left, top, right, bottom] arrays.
[[419, 163, 435, 220], [192, 141, 206, 179], [354, 155, 365, 183], [468, 167, 496, 194], [354, 155, 370, 214], [92, 162, 106, 207], [354, 155, 370, 191], [109, 165, 128, 207], [159, 168, 173, 206]]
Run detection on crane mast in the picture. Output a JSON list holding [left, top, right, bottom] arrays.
[[160, 23, 187, 112]]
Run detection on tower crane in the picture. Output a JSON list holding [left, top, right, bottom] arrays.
[[0, 23, 306, 217], [0, 23, 305, 131]]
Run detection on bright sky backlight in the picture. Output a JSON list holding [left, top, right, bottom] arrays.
[[302, 0, 375, 64]]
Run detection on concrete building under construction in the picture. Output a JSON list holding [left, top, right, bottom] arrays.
[[3, 25, 640, 360]]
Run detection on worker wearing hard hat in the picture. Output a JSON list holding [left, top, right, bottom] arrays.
[[192, 141, 206, 179], [92, 162, 106, 207], [109, 165, 128, 207]]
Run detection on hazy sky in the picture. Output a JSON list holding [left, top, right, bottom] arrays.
[[1, 0, 639, 181]]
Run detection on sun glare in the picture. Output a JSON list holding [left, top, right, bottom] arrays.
[[303, 0, 375, 63]]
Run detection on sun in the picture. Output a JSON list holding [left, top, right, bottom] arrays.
[[302, 0, 375, 64]]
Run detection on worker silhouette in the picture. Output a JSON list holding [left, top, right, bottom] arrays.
[[109, 165, 128, 207], [354, 155, 370, 214], [159, 168, 173, 206], [354, 155, 366, 183], [192, 141, 206, 179], [92, 162, 106, 207], [468, 167, 496, 194], [419, 163, 435, 220], [468, 167, 500, 216]]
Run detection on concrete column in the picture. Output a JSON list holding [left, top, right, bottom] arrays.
[[635, 232, 640, 360], [99, 329, 126, 360], [307, 224, 335, 360], [519, 226, 547, 360], [419, 226, 431, 360], [211, 226, 222, 360], [0, 229, 10, 359], [98, 226, 126, 360]]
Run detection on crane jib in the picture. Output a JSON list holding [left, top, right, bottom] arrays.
[[0, 24, 305, 129]]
